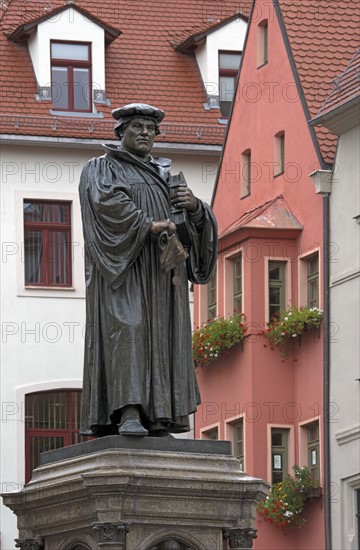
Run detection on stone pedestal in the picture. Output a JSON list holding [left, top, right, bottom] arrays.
[[3, 437, 268, 550]]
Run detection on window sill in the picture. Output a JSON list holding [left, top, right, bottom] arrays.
[[25, 285, 75, 291], [257, 61, 268, 69], [240, 192, 250, 200], [304, 487, 322, 500], [49, 110, 104, 118], [274, 171, 284, 178]]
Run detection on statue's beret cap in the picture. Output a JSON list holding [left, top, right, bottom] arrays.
[[111, 103, 165, 123]]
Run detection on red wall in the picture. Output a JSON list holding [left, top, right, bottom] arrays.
[[194, 1, 325, 548]]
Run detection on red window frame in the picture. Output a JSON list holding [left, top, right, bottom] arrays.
[[25, 390, 90, 483], [50, 40, 92, 112], [23, 199, 72, 287]]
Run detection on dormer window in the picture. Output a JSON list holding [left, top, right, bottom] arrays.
[[8, 5, 121, 116], [219, 51, 241, 117], [51, 41, 92, 112]]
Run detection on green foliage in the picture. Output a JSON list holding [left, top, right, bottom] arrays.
[[257, 466, 320, 529], [192, 313, 247, 368], [264, 305, 323, 346]]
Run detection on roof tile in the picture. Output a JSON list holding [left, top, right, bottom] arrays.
[[0, 0, 244, 144], [279, 0, 360, 164]]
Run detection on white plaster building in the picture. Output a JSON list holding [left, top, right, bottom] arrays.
[[311, 48, 360, 550]]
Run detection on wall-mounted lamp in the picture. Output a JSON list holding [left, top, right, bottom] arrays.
[[309, 170, 333, 196]]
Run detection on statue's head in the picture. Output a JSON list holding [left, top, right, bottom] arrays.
[[111, 103, 165, 157]]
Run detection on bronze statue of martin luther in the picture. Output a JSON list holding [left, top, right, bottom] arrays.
[[79, 103, 217, 437]]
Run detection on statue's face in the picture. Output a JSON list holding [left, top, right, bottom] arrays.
[[121, 117, 156, 157]]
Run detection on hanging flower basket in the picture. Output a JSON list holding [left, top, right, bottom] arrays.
[[260, 306, 323, 356], [257, 465, 321, 529], [192, 313, 247, 368]]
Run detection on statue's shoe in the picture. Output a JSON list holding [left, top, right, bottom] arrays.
[[118, 417, 149, 436]]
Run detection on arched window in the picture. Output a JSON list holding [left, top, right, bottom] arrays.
[[25, 390, 90, 483]]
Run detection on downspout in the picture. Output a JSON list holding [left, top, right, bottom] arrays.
[[309, 169, 332, 549], [323, 195, 331, 550]]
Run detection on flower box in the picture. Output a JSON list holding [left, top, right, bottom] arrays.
[[192, 313, 247, 368]]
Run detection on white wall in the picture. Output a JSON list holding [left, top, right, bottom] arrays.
[[329, 124, 360, 550], [195, 17, 247, 98], [28, 7, 105, 90]]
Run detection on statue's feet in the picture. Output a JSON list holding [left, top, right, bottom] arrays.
[[118, 417, 148, 436]]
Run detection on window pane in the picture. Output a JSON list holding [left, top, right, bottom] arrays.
[[52, 67, 69, 109], [73, 68, 91, 110], [205, 429, 218, 440], [220, 76, 235, 101], [219, 53, 241, 70], [308, 256, 318, 276], [272, 432, 283, 446], [24, 230, 44, 284], [51, 43, 89, 61], [29, 435, 65, 473], [24, 202, 70, 224], [269, 265, 281, 281], [47, 231, 71, 286], [269, 287, 281, 304], [26, 392, 69, 429]]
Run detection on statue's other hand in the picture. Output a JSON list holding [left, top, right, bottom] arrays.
[[171, 186, 199, 212], [150, 219, 177, 236]]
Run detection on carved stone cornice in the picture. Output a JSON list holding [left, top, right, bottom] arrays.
[[224, 527, 257, 549], [93, 523, 128, 546], [15, 539, 44, 550]]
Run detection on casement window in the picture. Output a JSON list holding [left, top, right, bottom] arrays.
[[25, 390, 90, 483], [274, 131, 285, 177], [23, 200, 72, 287], [257, 20, 268, 67], [202, 427, 218, 440], [233, 418, 244, 471], [219, 51, 241, 118], [241, 149, 251, 198], [307, 421, 320, 481], [268, 261, 286, 320], [271, 428, 289, 484], [51, 41, 92, 112], [307, 254, 319, 308], [233, 254, 243, 313], [207, 268, 217, 320]]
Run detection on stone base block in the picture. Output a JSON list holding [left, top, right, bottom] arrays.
[[3, 436, 268, 550]]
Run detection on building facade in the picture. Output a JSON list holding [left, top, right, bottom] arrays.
[[194, 1, 359, 548], [311, 48, 360, 550]]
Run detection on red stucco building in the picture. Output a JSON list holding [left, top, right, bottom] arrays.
[[194, 1, 359, 548]]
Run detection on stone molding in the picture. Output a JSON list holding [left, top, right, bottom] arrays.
[[15, 539, 44, 550], [93, 522, 128, 545], [224, 527, 257, 549], [148, 540, 197, 550], [3, 443, 268, 550]]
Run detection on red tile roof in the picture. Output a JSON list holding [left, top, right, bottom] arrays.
[[0, 0, 248, 144], [220, 195, 303, 237], [175, 12, 248, 53], [278, 0, 360, 165], [312, 48, 360, 121]]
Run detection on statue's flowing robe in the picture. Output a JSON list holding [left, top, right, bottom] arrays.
[[79, 145, 217, 435]]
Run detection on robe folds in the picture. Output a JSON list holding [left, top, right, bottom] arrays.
[[79, 144, 217, 435]]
